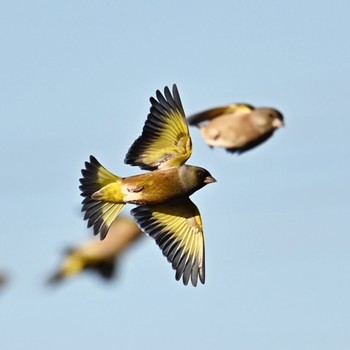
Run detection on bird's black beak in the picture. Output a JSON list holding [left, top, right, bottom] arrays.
[[204, 176, 217, 184]]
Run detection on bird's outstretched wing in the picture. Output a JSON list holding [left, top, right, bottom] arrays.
[[187, 103, 254, 126], [131, 198, 205, 286], [125, 84, 192, 170]]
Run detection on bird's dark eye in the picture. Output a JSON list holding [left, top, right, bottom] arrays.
[[197, 170, 205, 179]]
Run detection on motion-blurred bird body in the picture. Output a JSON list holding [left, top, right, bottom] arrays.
[[47, 216, 142, 284], [80, 85, 216, 286], [187, 103, 284, 153]]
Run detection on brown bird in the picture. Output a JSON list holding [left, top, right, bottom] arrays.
[[47, 216, 142, 284], [187, 103, 284, 153], [79, 84, 216, 286]]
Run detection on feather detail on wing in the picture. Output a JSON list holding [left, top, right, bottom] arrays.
[[131, 198, 205, 286], [125, 84, 192, 170]]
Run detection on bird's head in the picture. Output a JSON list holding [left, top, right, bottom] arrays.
[[196, 167, 217, 185], [251, 108, 284, 131], [180, 165, 217, 195]]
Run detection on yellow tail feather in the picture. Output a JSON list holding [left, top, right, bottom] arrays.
[[80, 156, 125, 239]]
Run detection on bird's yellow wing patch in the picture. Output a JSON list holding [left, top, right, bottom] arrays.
[[125, 85, 192, 170], [187, 103, 254, 126], [131, 198, 205, 286], [226, 103, 254, 114]]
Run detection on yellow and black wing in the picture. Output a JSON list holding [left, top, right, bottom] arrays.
[[131, 198, 205, 286], [46, 245, 116, 285], [187, 103, 254, 126], [125, 84, 192, 170]]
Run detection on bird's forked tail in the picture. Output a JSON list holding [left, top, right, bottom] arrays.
[[79, 155, 125, 240]]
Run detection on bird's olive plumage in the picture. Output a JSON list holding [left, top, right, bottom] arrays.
[[79, 85, 216, 286]]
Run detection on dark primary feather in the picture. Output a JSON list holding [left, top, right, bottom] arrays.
[[124, 84, 185, 170], [87, 259, 116, 280], [227, 130, 275, 154], [131, 205, 204, 287]]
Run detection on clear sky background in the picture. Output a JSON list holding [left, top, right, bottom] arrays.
[[1, 1, 349, 349]]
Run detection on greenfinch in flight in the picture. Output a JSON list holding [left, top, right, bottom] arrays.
[[47, 216, 142, 284], [187, 103, 284, 153], [79, 85, 216, 286]]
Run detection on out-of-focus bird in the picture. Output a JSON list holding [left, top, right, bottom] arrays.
[[47, 216, 142, 284], [187, 103, 284, 153], [79, 84, 216, 286], [0, 272, 8, 290]]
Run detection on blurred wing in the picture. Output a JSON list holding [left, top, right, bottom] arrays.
[[92, 260, 116, 280], [0, 273, 8, 289], [187, 103, 254, 126], [125, 84, 192, 170], [227, 130, 275, 154], [131, 198, 205, 286]]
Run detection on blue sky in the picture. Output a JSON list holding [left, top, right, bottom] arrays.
[[1, 1, 349, 349]]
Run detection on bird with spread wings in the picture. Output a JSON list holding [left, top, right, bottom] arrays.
[[79, 85, 216, 286]]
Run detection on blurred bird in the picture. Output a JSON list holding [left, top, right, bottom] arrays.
[[0, 272, 8, 290], [79, 84, 216, 286], [47, 216, 142, 284], [187, 103, 284, 153]]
